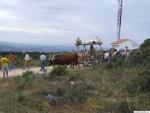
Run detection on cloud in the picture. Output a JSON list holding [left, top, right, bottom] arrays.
[[0, 0, 21, 6], [0, 9, 21, 20], [0, 0, 149, 46]]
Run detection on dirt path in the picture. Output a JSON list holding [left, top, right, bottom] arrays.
[[0, 67, 53, 77]]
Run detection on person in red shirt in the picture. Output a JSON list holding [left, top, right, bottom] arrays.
[[9, 52, 15, 71]]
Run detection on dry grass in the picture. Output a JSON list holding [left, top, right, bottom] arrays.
[[0, 65, 149, 113]]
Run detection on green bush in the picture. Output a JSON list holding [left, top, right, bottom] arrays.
[[104, 57, 125, 69], [16, 92, 28, 105], [140, 38, 150, 49], [15, 57, 24, 68], [129, 38, 150, 68], [50, 66, 69, 76], [57, 82, 94, 104], [22, 71, 35, 83], [67, 71, 82, 81], [117, 101, 135, 113], [13, 71, 36, 90], [126, 69, 150, 94]]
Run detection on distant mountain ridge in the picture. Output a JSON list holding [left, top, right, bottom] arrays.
[[0, 41, 75, 52]]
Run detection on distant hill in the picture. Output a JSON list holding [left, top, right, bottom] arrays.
[[0, 41, 75, 52]]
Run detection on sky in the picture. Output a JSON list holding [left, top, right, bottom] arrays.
[[0, 0, 149, 47]]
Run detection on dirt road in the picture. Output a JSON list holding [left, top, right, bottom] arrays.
[[0, 67, 53, 78]]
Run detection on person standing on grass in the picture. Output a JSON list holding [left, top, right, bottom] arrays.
[[9, 52, 15, 71], [0, 54, 9, 80], [104, 50, 110, 62], [24, 53, 30, 69], [40, 52, 47, 71]]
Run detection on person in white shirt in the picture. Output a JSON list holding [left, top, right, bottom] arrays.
[[24, 53, 30, 69], [40, 52, 47, 71], [104, 51, 110, 62]]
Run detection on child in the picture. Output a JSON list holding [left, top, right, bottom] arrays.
[[0, 54, 9, 80]]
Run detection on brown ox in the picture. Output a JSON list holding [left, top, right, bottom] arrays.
[[50, 53, 79, 68]]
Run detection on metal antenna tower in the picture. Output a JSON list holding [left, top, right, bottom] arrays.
[[117, 0, 123, 40]]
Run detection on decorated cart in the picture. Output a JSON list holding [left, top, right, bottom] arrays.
[[75, 37, 103, 68]]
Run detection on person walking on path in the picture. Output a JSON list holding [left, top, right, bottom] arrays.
[[40, 52, 47, 71], [0, 54, 9, 80], [24, 53, 30, 69], [9, 52, 15, 71]]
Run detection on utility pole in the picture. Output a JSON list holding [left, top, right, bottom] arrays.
[[117, 0, 123, 40]]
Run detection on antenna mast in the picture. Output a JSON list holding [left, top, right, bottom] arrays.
[[117, 0, 123, 40]]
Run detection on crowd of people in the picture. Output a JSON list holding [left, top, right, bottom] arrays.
[[78, 45, 132, 63], [0, 46, 133, 80], [0, 52, 47, 80]]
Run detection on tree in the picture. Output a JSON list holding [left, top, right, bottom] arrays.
[[129, 38, 150, 67]]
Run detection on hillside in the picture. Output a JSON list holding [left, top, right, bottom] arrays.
[[0, 41, 74, 52], [0, 39, 150, 113]]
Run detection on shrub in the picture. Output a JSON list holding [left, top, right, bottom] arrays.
[[117, 101, 136, 113], [126, 69, 150, 94], [15, 57, 24, 68], [129, 38, 150, 68], [14, 71, 35, 89], [140, 38, 150, 49], [67, 71, 82, 81], [104, 57, 125, 69], [49, 66, 69, 77], [13, 71, 36, 90], [16, 92, 28, 105], [22, 71, 35, 84], [84, 98, 100, 112], [57, 82, 94, 104]]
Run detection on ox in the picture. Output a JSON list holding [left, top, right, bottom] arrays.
[[49, 53, 79, 68]]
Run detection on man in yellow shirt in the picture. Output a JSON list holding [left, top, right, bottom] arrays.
[[0, 54, 9, 80]]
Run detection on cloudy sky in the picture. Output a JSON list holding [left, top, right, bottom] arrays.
[[0, 0, 149, 47]]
